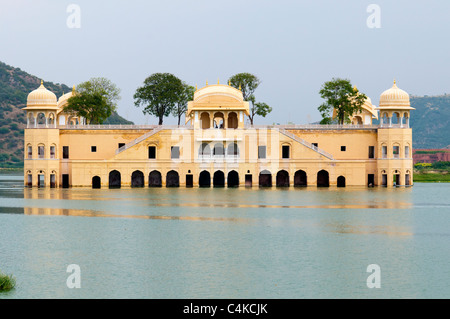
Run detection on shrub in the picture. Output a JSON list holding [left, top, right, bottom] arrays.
[[414, 163, 432, 168], [0, 271, 16, 291]]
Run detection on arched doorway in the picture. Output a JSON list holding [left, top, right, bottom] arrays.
[[109, 170, 121, 188], [199, 171, 211, 187], [149, 170, 162, 187], [92, 176, 101, 189], [337, 176, 346, 187], [131, 170, 144, 187], [317, 170, 329, 187], [166, 171, 179, 187], [276, 170, 290, 187], [227, 170, 239, 187], [294, 170, 307, 187], [259, 170, 272, 187], [213, 171, 225, 187]]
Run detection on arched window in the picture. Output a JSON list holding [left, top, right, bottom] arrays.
[[58, 115, 66, 126], [27, 144, 33, 159], [37, 113, 46, 126], [201, 112, 211, 129], [227, 112, 238, 129], [37, 144, 45, 159], [353, 116, 363, 125], [213, 143, 224, 156], [382, 113, 389, 125], [50, 144, 56, 159], [402, 112, 409, 127], [393, 144, 400, 159], [213, 112, 224, 129], [28, 112, 36, 127], [227, 143, 239, 156], [392, 112, 400, 125], [48, 113, 55, 126], [199, 143, 211, 156]]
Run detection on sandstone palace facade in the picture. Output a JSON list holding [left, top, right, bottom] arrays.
[[23, 81, 414, 189]]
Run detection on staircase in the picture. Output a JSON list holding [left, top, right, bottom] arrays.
[[115, 127, 163, 155], [278, 128, 334, 160]]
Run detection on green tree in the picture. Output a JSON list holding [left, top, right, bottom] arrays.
[[64, 77, 121, 124], [172, 82, 195, 126], [65, 92, 111, 124], [134, 73, 184, 125], [318, 78, 367, 125], [76, 77, 121, 110], [228, 73, 272, 125]]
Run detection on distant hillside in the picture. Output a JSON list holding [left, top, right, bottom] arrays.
[[410, 95, 450, 149], [0, 61, 133, 168]]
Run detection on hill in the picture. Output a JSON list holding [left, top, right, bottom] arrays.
[[409, 95, 450, 149], [0, 61, 133, 168]]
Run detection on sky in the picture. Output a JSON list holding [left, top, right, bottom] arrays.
[[1, 0, 450, 125]]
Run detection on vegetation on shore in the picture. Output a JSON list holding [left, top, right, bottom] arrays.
[[0, 271, 16, 291], [414, 161, 449, 182]]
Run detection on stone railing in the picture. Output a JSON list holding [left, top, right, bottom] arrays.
[[278, 128, 334, 160], [247, 124, 380, 130]]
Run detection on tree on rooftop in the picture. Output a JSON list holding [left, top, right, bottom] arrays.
[[172, 82, 195, 126], [228, 73, 272, 125], [64, 77, 121, 124], [318, 78, 366, 125], [134, 73, 184, 125]]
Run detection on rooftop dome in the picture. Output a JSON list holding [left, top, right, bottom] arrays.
[[379, 80, 410, 108], [57, 90, 74, 108], [27, 81, 57, 107], [193, 83, 244, 103]]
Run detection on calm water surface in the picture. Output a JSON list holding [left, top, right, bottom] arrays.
[[0, 172, 449, 298]]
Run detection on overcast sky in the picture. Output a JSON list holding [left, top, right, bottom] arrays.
[[1, 0, 449, 125]]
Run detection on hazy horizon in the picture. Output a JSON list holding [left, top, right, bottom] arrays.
[[2, 0, 450, 125]]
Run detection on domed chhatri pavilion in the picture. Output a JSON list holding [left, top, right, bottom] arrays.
[[23, 80, 413, 188]]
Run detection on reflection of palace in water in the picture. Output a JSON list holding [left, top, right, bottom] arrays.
[[23, 80, 414, 188]]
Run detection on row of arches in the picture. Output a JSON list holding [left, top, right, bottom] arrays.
[[199, 142, 239, 156], [95, 169, 345, 189], [200, 111, 238, 129], [26, 112, 86, 128], [381, 111, 410, 127]]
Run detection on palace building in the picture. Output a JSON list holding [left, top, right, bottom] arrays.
[[23, 80, 414, 188]]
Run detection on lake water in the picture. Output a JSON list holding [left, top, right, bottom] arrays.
[[0, 172, 449, 299]]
